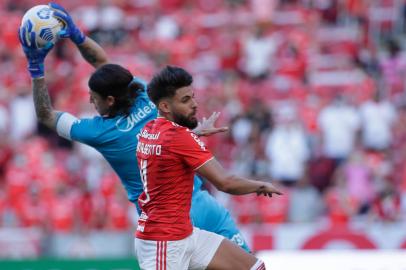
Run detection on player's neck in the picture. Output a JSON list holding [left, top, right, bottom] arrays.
[[158, 113, 174, 123]]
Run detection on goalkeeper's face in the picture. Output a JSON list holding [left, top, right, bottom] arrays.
[[89, 90, 113, 116]]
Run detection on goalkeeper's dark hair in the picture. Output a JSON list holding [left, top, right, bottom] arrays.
[[147, 65, 193, 105], [88, 64, 144, 117]]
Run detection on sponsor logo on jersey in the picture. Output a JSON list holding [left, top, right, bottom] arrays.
[[139, 211, 148, 221], [140, 130, 160, 140], [190, 132, 207, 151], [231, 233, 245, 247], [115, 101, 156, 132], [137, 224, 145, 232]]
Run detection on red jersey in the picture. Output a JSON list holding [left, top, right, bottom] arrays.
[[136, 117, 213, 241]]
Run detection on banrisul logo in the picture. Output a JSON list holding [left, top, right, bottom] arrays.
[[116, 101, 156, 132]]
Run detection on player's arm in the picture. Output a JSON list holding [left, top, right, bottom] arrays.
[[196, 158, 282, 196], [49, 2, 108, 68], [31, 76, 89, 141], [18, 23, 62, 131], [32, 78, 61, 130], [175, 129, 281, 197], [76, 37, 108, 68], [19, 24, 77, 134]]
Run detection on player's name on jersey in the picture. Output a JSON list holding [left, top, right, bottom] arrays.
[[137, 142, 162, 155]]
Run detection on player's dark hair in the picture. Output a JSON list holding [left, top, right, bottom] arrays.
[[88, 64, 144, 117], [147, 65, 193, 105]]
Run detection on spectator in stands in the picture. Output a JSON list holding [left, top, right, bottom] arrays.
[[359, 90, 397, 151], [0, 101, 9, 136], [313, 0, 339, 25], [246, 98, 273, 133], [240, 24, 278, 81], [265, 103, 310, 186], [392, 104, 406, 194], [246, 99, 273, 176], [340, 149, 374, 215], [324, 167, 358, 224], [379, 38, 406, 99], [0, 100, 11, 178], [229, 114, 256, 176], [250, 0, 278, 23], [288, 175, 323, 222], [372, 179, 401, 222], [49, 182, 78, 232], [9, 89, 36, 143], [77, 1, 126, 46], [15, 184, 48, 229], [154, 14, 180, 41], [318, 94, 360, 165], [230, 114, 254, 147]]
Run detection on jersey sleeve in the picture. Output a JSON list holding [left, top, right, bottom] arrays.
[[56, 112, 78, 140], [170, 127, 214, 170], [56, 112, 102, 147]]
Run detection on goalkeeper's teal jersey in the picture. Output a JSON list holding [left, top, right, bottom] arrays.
[[69, 87, 157, 205]]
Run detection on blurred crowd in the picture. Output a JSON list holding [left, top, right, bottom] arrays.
[[1, 0, 406, 233]]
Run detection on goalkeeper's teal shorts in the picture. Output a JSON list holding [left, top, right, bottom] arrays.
[[191, 189, 251, 253]]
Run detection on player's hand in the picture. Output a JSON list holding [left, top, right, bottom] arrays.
[[18, 27, 54, 78], [48, 2, 85, 45], [256, 182, 283, 197], [194, 112, 229, 137]]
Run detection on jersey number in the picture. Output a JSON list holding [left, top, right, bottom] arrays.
[[139, 159, 151, 205]]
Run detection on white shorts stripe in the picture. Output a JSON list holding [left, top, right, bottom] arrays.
[[156, 241, 159, 270], [156, 241, 167, 270], [160, 241, 163, 270], [163, 241, 167, 270]]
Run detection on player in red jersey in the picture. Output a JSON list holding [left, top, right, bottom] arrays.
[[135, 66, 282, 270]]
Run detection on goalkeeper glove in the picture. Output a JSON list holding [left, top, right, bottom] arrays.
[[49, 2, 85, 45], [18, 27, 54, 79]]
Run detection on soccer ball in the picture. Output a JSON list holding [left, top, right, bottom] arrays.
[[20, 5, 64, 48]]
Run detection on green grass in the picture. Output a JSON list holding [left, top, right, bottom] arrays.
[[0, 258, 140, 270]]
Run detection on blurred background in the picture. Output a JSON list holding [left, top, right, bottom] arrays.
[[1, 0, 406, 269]]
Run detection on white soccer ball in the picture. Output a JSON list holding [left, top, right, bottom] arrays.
[[20, 5, 64, 48]]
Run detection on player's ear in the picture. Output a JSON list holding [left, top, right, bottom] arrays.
[[106, 96, 115, 107], [158, 99, 171, 114]]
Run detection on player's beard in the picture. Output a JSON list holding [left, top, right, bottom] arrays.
[[173, 111, 198, 129]]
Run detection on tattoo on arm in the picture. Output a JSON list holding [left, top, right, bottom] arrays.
[[32, 78, 57, 129], [79, 45, 99, 66], [77, 38, 108, 68]]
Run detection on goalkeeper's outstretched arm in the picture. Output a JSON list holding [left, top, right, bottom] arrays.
[[48, 2, 108, 68], [77, 37, 108, 68]]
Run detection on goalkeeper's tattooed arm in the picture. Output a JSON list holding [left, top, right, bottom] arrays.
[[32, 77, 61, 131], [77, 37, 108, 68], [48, 2, 108, 68]]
